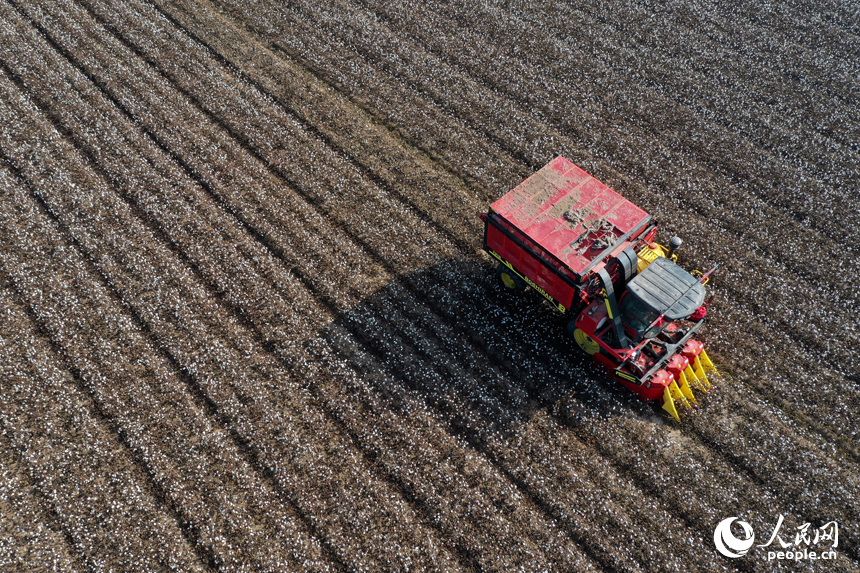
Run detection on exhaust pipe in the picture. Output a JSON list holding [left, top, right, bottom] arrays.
[[667, 236, 683, 258]]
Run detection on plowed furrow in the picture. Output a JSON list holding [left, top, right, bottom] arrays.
[[0, 72, 391, 573], [205, 0, 860, 434], [43, 0, 860, 544], [0, 5, 617, 569], [0, 408, 87, 573]]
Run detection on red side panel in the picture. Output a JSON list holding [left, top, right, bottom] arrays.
[[485, 222, 576, 310]]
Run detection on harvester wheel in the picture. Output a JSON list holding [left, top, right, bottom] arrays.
[[496, 264, 525, 292], [569, 323, 600, 355]]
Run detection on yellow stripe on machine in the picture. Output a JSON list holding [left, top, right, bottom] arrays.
[[691, 356, 710, 390]]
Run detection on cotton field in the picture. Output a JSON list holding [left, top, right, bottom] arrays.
[[0, 0, 857, 571]]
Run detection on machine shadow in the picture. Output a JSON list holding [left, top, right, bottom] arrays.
[[310, 257, 665, 442]]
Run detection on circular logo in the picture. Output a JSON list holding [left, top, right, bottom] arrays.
[[714, 517, 755, 558]]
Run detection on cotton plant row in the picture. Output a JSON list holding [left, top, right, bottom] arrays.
[[0, 4, 561, 570], [52, 0, 664, 564], [2, 0, 858, 570], [0, 116, 345, 573], [51, 0, 382, 305], [79, 0, 461, 277], [0, 277, 213, 573], [220, 0, 858, 440], [0, 58, 431, 573], [202, 0, 860, 564], [314, 0, 857, 371], [1, 2, 672, 568]]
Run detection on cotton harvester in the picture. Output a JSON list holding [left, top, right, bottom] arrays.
[[480, 156, 720, 421]]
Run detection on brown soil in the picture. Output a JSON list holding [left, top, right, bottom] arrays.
[[0, 0, 857, 571]]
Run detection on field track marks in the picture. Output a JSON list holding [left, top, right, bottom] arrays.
[[0, 75, 355, 572], [0, 4, 616, 568], [0, 4, 592, 568], [68, 0, 462, 277], [142, 0, 486, 255], [50, 0, 860, 544], [0, 277, 210, 573], [0, 432, 85, 573], [197, 0, 860, 465]]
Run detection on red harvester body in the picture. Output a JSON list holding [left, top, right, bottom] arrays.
[[481, 156, 719, 421]]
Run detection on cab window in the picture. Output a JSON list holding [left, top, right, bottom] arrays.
[[620, 294, 660, 337]]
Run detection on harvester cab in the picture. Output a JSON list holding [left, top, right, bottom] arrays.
[[480, 156, 720, 422]]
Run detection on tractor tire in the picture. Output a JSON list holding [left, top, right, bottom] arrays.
[[569, 323, 600, 355], [496, 264, 525, 292]]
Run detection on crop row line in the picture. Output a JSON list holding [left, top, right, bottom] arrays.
[[69, 0, 860, 560], [2, 3, 495, 569], [79, 6, 772, 568], [202, 0, 860, 480], [8, 0, 860, 564], [3, 2, 720, 568], [0, 349, 90, 573], [0, 40, 362, 569], [1, 4, 584, 568], [243, 0, 860, 410], [0, 165, 220, 572]]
